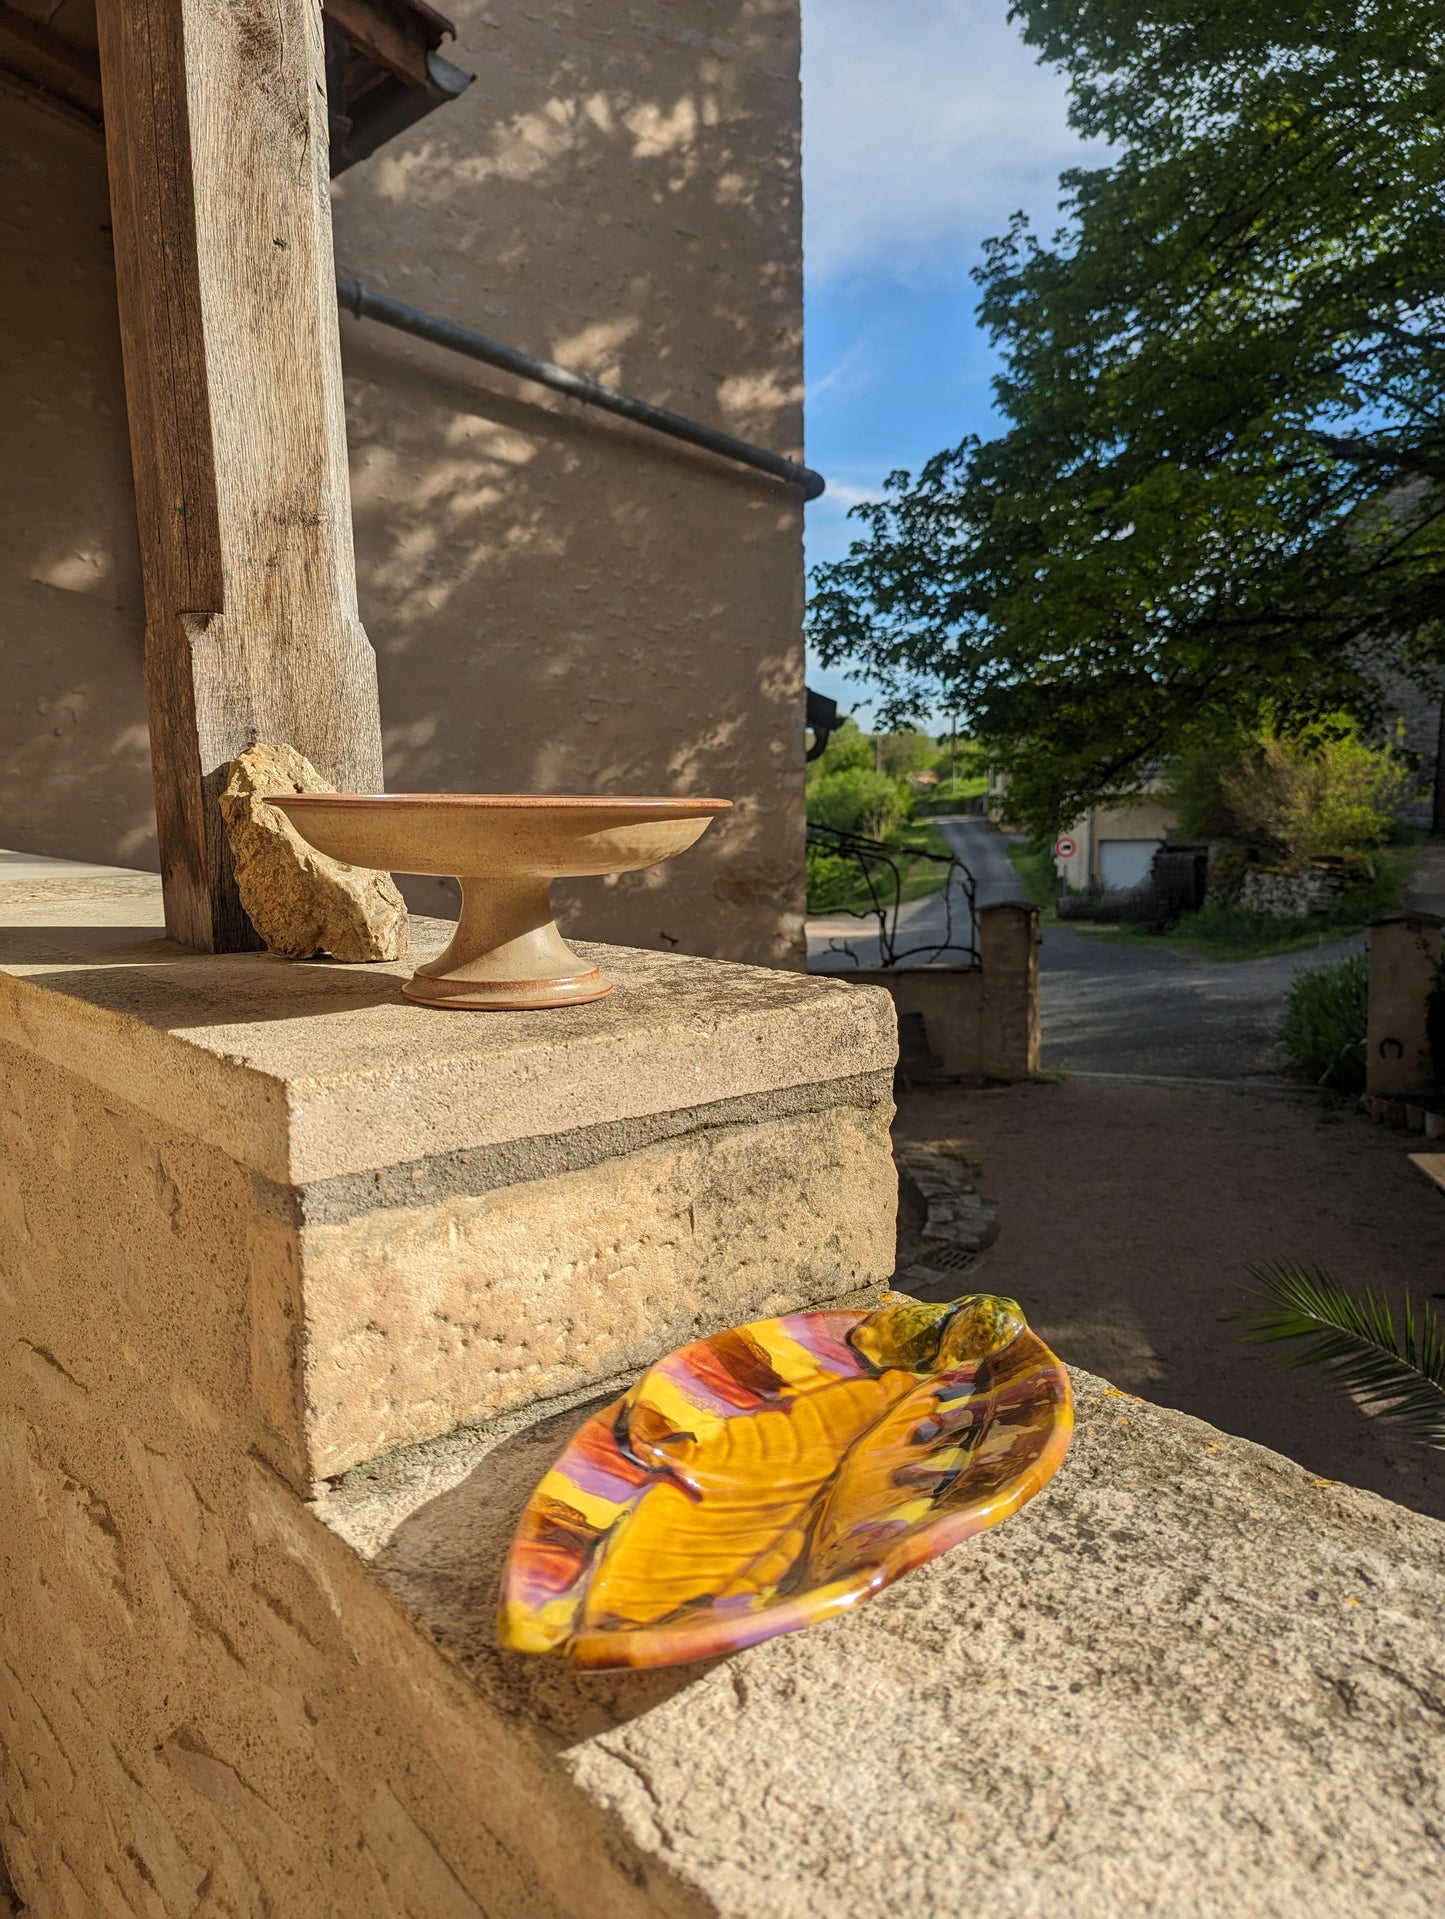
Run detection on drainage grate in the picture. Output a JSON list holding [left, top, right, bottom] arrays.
[[929, 1246, 980, 1272]]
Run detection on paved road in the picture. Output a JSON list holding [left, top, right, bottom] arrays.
[[807, 814, 1021, 971], [807, 816, 1363, 1080]]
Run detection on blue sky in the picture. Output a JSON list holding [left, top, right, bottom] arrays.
[[801, 1, 1097, 727]]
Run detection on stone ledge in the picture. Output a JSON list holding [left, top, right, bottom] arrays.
[[0, 867, 896, 1184], [288, 1070, 891, 1226], [2, 858, 900, 1488], [299, 1100, 895, 1477], [329, 1368, 1445, 1919]]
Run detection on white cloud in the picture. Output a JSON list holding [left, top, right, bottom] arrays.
[[802, 0, 1100, 285]]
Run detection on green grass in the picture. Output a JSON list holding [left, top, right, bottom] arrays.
[[1005, 839, 1061, 913], [1075, 902, 1354, 962], [806, 820, 959, 916]]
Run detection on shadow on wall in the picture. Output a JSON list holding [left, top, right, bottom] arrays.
[[0, 101, 155, 871], [1, 5, 807, 969], [332, 0, 807, 968]]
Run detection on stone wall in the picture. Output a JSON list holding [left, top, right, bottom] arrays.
[[838, 902, 1041, 1085], [1, 1030, 724, 1916], [1238, 864, 1350, 919], [4, 862, 1443, 1917], [0, 872, 896, 1496], [0, 859, 895, 1912]]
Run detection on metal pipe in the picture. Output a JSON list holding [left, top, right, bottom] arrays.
[[335, 273, 826, 501]]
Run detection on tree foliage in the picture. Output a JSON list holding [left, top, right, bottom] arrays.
[[809, 1, 1445, 838], [877, 728, 937, 777], [1168, 717, 1416, 858], [806, 767, 911, 838], [1244, 1261, 1445, 1448], [806, 716, 874, 780]]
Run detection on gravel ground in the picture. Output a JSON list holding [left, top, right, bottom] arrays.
[[1035, 922, 1366, 1081], [895, 1077, 1445, 1521]]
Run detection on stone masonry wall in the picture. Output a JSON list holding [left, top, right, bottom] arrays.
[[0, 868, 900, 1913], [0, 1038, 709, 1918], [300, 1098, 893, 1476]]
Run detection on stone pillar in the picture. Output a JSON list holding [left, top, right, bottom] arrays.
[[1367, 912, 1445, 1100], [979, 900, 1041, 1081]]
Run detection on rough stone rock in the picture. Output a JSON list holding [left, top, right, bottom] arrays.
[[219, 743, 408, 961]]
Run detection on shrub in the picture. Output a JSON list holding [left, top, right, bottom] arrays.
[[806, 767, 911, 839], [804, 845, 855, 913], [877, 729, 936, 778], [1170, 719, 1418, 863], [1279, 951, 1370, 1094]]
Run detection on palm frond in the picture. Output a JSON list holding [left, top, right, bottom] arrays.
[[1242, 1262, 1445, 1450]]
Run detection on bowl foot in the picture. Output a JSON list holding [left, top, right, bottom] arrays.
[[404, 876, 615, 1010], [403, 969, 612, 1011]]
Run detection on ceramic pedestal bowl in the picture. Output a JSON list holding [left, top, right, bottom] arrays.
[[272, 793, 730, 1008]]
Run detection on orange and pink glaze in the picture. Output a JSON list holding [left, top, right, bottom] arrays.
[[498, 1293, 1073, 1668]]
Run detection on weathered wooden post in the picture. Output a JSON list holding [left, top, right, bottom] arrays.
[[95, 0, 384, 951]]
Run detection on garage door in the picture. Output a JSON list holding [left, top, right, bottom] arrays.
[[1099, 839, 1161, 891]]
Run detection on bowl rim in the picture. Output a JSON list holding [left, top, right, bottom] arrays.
[[268, 792, 732, 811]]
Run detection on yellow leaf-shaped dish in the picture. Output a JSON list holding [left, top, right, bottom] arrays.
[[497, 1293, 1072, 1669]]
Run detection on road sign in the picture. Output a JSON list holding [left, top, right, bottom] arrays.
[[1054, 836, 1077, 860]]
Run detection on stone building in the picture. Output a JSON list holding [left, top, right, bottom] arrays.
[[0, 0, 810, 966]]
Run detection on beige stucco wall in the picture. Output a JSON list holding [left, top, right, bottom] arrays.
[[0, 87, 154, 868], [1058, 795, 1179, 893], [0, 0, 807, 966]]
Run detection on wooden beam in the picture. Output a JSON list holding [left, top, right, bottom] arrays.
[[95, 0, 384, 951], [323, 0, 433, 88]]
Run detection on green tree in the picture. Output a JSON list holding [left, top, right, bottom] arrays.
[[806, 767, 911, 838], [1170, 718, 1417, 859], [805, 716, 873, 784], [810, 1, 1445, 840], [877, 729, 936, 778]]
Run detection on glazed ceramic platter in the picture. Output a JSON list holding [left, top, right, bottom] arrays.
[[498, 1293, 1073, 1669]]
